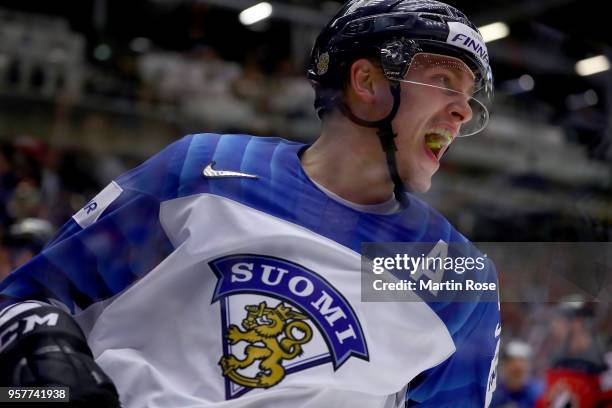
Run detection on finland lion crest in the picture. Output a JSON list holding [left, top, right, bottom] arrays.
[[219, 301, 313, 388], [210, 254, 369, 400]]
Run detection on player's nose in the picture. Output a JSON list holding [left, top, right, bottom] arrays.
[[447, 94, 473, 125]]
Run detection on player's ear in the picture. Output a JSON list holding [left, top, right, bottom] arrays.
[[348, 58, 386, 104]]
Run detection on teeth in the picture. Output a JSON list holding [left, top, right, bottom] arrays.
[[425, 128, 454, 158]]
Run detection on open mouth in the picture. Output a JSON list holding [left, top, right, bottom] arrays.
[[424, 128, 454, 160]]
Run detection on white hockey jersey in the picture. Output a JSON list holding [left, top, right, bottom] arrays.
[[0, 134, 500, 407]]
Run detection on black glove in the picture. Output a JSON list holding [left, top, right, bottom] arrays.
[[0, 304, 121, 407]]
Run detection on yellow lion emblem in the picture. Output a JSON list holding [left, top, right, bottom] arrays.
[[219, 301, 313, 388]]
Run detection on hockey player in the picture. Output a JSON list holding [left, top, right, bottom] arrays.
[[0, 1, 500, 407]]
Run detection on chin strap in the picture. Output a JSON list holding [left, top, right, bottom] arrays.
[[336, 82, 408, 207]]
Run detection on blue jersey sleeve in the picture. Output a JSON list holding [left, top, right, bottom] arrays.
[[406, 261, 501, 407], [0, 135, 196, 313]]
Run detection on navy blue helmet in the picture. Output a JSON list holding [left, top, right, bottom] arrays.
[[308, 0, 493, 136]]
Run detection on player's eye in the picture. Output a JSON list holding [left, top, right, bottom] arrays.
[[431, 73, 452, 88]]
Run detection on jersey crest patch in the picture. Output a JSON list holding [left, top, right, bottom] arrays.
[[219, 301, 313, 388], [210, 254, 369, 399]]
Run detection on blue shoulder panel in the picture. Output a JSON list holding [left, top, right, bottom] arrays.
[[0, 135, 196, 311]]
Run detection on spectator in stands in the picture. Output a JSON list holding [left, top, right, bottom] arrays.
[[492, 340, 545, 408]]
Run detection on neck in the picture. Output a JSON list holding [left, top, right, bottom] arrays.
[[301, 114, 395, 205]]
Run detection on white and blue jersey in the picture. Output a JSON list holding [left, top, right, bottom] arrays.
[[0, 134, 500, 408]]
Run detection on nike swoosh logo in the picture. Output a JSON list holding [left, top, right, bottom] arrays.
[[202, 161, 258, 179]]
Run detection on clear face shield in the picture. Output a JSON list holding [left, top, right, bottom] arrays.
[[381, 40, 494, 137]]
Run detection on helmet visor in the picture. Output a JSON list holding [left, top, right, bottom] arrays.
[[382, 49, 493, 137]]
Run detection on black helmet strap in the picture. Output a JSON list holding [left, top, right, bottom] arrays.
[[336, 82, 408, 207]]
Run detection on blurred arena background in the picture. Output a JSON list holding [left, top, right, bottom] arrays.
[[0, 0, 610, 405]]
